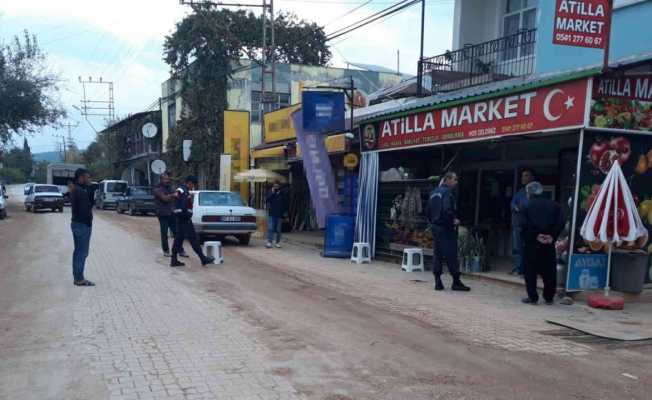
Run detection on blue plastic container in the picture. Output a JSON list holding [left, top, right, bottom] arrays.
[[323, 214, 355, 258]]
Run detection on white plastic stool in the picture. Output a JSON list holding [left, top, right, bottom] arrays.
[[351, 242, 371, 264], [202, 241, 224, 264], [402, 248, 424, 272]]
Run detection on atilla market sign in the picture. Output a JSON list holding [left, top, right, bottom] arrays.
[[552, 0, 612, 49], [361, 79, 588, 152]]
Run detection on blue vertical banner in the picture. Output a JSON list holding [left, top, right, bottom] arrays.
[[291, 110, 339, 228], [302, 91, 345, 134]]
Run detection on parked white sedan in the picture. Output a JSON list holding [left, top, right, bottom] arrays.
[[191, 191, 257, 245]]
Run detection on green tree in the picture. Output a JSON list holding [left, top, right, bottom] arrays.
[[163, 7, 330, 187], [3, 142, 33, 179], [0, 30, 65, 144]]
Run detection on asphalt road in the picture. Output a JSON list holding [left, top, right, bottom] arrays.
[[1, 185, 650, 400]]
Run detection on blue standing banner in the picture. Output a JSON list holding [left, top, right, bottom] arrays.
[[566, 254, 608, 291]]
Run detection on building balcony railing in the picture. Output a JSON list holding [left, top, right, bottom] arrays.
[[419, 28, 537, 94]]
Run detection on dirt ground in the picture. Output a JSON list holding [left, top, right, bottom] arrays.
[[1, 186, 650, 400]]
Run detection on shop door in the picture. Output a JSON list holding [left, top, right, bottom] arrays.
[[478, 169, 516, 259]]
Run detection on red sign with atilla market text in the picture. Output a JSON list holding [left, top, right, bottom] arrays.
[[553, 0, 612, 49], [361, 79, 588, 152]]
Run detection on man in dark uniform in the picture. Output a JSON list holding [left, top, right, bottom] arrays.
[[426, 172, 471, 292], [170, 176, 214, 267], [153, 172, 186, 258], [520, 181, 564, 305]]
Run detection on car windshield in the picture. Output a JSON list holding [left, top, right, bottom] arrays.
[[132, 187, 152, 196], [198, 192, 244, 207], [107, 182, 127, 193], [35, 185, 60, 193]]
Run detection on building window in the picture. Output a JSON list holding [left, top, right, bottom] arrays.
[[251, 91, 290, 123], [503, 0, 537, 60], [168, 102, 177, 130]]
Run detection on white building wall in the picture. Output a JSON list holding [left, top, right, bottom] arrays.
[[453, 0, 506, 50]]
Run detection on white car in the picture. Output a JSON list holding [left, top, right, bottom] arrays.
[[0, 186, 7, 219], [191, 191, 257, 245], [24, 184, 65, 213]]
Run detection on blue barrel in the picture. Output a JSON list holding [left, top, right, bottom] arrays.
[[323, 214, 355, 258]]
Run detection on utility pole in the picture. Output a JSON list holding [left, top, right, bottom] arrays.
[[416, 0, 426, 97], [53, 134, 67, 162], [78, 76, 116, 129]]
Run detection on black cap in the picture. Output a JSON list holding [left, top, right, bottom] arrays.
[[185, 175, 198, 184]]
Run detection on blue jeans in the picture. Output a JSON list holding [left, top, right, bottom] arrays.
[[512, 226, 524, 274], [71, 222, 92, 282], [267, 216, 282, 244]]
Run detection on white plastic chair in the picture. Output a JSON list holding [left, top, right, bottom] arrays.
[[202, 241, 224, 264], [402, 248, 424, 272], [351, 242, 371, 264]]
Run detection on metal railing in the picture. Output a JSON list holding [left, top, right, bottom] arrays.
[[419, 29, 537, 94]]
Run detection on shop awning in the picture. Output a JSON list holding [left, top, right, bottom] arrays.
[[252, 145, 285, 159], [297, 133, 347, 157]]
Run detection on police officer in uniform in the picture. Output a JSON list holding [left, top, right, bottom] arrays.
[[170, 176, 214, 267], [426, 172, 471, 292]]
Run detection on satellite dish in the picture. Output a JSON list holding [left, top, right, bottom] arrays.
[[151, 159, 166, 175], [183, 140, 192, 162], [142, 122, 158, 138]]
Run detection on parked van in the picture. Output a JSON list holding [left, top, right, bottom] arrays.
[[95, 180, 128, 210]]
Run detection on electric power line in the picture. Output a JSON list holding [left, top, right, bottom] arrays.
[[326, 0, 412, 38], [324, 0, 374, 27], [326, 0, 421, 41]]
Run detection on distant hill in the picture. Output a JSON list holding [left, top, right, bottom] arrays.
[[32, 151, 62, 163]]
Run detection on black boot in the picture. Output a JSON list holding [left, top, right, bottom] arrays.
[[434, 276, 444, 291], [451, 277, 470, 291], [170, 256, 185, 267], [201, 256, 215, 266]]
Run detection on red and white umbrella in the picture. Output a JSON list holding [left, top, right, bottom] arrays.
[[580, 161, 647, 296]]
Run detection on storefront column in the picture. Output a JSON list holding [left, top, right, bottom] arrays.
[[355, 152, 379, 257], [566, 128, 585, 285]]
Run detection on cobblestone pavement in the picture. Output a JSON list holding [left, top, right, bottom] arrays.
[[72, 219, 301, 400]]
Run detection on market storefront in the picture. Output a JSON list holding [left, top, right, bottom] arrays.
[[357, 63, 652, 293]]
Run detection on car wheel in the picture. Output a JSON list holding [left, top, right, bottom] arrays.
[[0, 210, 6, 219], [101, 201, 107, 210], [129, 205, 136, 216], [237, 234, 251, 246]]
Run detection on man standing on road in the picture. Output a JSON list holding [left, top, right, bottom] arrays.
[[266, 181, 286, 249], [426, 172, 470, 292], [153, 172, 187, 258], [70, 168, 96, 286], [170, 176, 214, 267], [510, 168, 535, 276], [520, 181, 564, 305]]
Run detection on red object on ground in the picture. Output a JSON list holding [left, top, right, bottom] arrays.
[[588, 293, 625, 310]]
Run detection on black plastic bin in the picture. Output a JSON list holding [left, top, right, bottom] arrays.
[[610, 252, 648, 294]]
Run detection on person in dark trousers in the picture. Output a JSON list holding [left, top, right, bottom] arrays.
[[70, 168, 96, 286], [520, 181, 564, 305], [170, 176, 214, 267], [426, 172, 470, 292], [153, 172, 187, 258], [266, 181, 286, 249], [510, 168, 535, 276]]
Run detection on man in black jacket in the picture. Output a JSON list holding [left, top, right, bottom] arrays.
[[520, 181, 565, 305], [70, 168, 96, 286], [153, 172, 186, 258], [426, 172, 470, 292], [265, 181, 286, 249], [170, 176, 214, 267]]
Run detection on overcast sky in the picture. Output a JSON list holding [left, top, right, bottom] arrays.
[[0, 0, 454, 154]]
